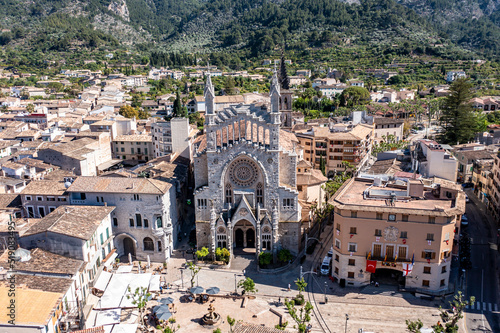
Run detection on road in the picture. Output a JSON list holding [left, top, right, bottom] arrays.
[[463, 188, 500, 332]]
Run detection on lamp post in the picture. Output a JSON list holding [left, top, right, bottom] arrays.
[[345, 314, 349, 333], [180, 269, 184, 289], [234, 273, 237, 294], [324, 281, 328, 304]]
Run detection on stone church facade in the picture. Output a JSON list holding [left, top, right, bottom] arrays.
[[193, 72, 301, 261]]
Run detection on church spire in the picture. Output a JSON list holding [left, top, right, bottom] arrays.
[[270, 68, 280, 114], [204, 63, 215, 116], [279, 47, 290, 90]]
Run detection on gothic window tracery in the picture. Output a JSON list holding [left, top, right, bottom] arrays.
[[225, 184, 232, 203], [256, 183, 263, 205], [228, 158, 259, 187]]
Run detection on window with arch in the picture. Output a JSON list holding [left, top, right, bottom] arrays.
[[225, 184, 232, 204], [262, 234, 272, 251], [143, 237, 154, 251], [157, 241, 162, 252], [256, 183, 263, 205]]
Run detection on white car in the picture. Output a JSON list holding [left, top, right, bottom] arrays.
[[465, 194, 470, 203]]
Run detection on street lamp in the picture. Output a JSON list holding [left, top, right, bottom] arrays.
[[180, 269, 184, 289], [345, 314, 349, 333], [234, 273, 237, 294], [324, 281, 328, 304]]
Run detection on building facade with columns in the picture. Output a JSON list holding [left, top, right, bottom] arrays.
[[193, 72, 302, 261]]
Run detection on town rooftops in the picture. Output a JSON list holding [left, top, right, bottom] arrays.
[[0, 275, 72, 326], [373, 117, 405, 125], [114, 134, 152, 142], [0, 247, 83, 276], [331, 177, 464, 216], [0, 193, 21, 210], [21, 179, 69, 196], [418, 139, 446, 151], [67, 176, 172, 194], [22, 205, 114, 240]]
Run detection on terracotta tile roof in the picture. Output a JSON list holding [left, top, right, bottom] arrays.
[[0, 276, 70, 325], [21, 179, 68, 196], [0, 193, 21, 209], [67, 176, 171, 194], [114, 134, 152, 142], [22, 205, 114, 240], [72, 327, 106, 333], [0, 248, 83, 275], [297, 169, 328, 186]]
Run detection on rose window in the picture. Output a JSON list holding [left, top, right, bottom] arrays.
[[228, 158, 259, 187]]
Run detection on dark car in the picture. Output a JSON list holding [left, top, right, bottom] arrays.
[[461, 214, 468, 226]]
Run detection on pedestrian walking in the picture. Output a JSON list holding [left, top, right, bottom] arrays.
[[160, 285, 163, 294], [278, 297, 281, 306], [288, 283, 291, 291]]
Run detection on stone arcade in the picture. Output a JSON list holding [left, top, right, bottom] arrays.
[[193, 71, 301, 261]]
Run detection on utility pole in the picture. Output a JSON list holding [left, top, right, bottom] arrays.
[[345, 314, 349, 333]]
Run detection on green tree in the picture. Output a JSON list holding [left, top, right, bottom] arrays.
[[258, 252, 272, 266], [186, 262, 201, 288], [173, 91, 183, 117], [119, 105, 139, 119], [238, 277, 258, 295], [277, 249, 293, 263], [439, 79, 478, 144], [215, 247, 230, 263], [196, 247, 209, 260], [284, 299, 314, 333], [138, 109, 151, 119], [294, 277, 307, 296], [25, 103, 35, 113], [224, 76, 236, 95], [406, 291, 474, 333], [126, 286, 151, 329], [227, 315, 239, 333], [339, 86, 370, 107], [162, 317, 180, 333]]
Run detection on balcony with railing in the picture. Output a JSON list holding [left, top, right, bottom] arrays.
[[366, 252, 412, 263]]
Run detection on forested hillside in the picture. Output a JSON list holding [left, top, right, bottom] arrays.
[[1, 0, 500, 68]]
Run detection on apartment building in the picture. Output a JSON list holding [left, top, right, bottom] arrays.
[[295, 123, 373, 176], [66, 176, 178, 262], [411, 139, 458, 182], [151, 117, 197, 160], [112, 134, 154, 162], [21, 179, 70, 217], [373, 117, 404, 143], [330, 176, 465, 293], [19, 205, 115, 301], [489, 153, 500, 221]]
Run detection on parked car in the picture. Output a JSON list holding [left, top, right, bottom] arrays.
[[327, 246, 333, 258], [461, 214, 468, 226], [320, 256, 331, 275], [465, 194, 470, 203]]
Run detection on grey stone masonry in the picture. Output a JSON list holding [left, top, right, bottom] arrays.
[[194, 71, 302, 262]]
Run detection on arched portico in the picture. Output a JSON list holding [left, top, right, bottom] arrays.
[[114, 233, 137, 259], [233, 220, 255, 249]]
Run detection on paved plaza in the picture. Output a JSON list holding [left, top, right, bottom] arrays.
[[151, 249, 450, 332]]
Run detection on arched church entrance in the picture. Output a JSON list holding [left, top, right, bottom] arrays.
[[233, 220, 256, 249], [235, 229, 244, 248], [123, 237, 136, 257], [246, 229, 255, 248]]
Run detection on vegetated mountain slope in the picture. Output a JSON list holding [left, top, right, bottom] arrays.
[[396, 0, 500, 58], [0, 0, 498, 61]]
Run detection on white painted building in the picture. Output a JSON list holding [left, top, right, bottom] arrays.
[[67, 176, 178, 262]]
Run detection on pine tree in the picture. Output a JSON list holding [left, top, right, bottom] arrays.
[[439, 79, 477, 144], [173, 91, 182, 117], [279, 47, 290, 90]]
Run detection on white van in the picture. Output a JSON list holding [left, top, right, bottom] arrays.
[[320, 256, 331, 275]]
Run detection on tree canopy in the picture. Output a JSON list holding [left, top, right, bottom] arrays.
[[439, 79, 478, 144]]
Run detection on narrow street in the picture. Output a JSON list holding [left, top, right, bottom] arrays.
[[463, 188, 500, 332]]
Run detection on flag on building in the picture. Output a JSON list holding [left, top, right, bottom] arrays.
[[366, 260, 377, 273], [402, 262, 413, 276], [411, 253, 414, 265]]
